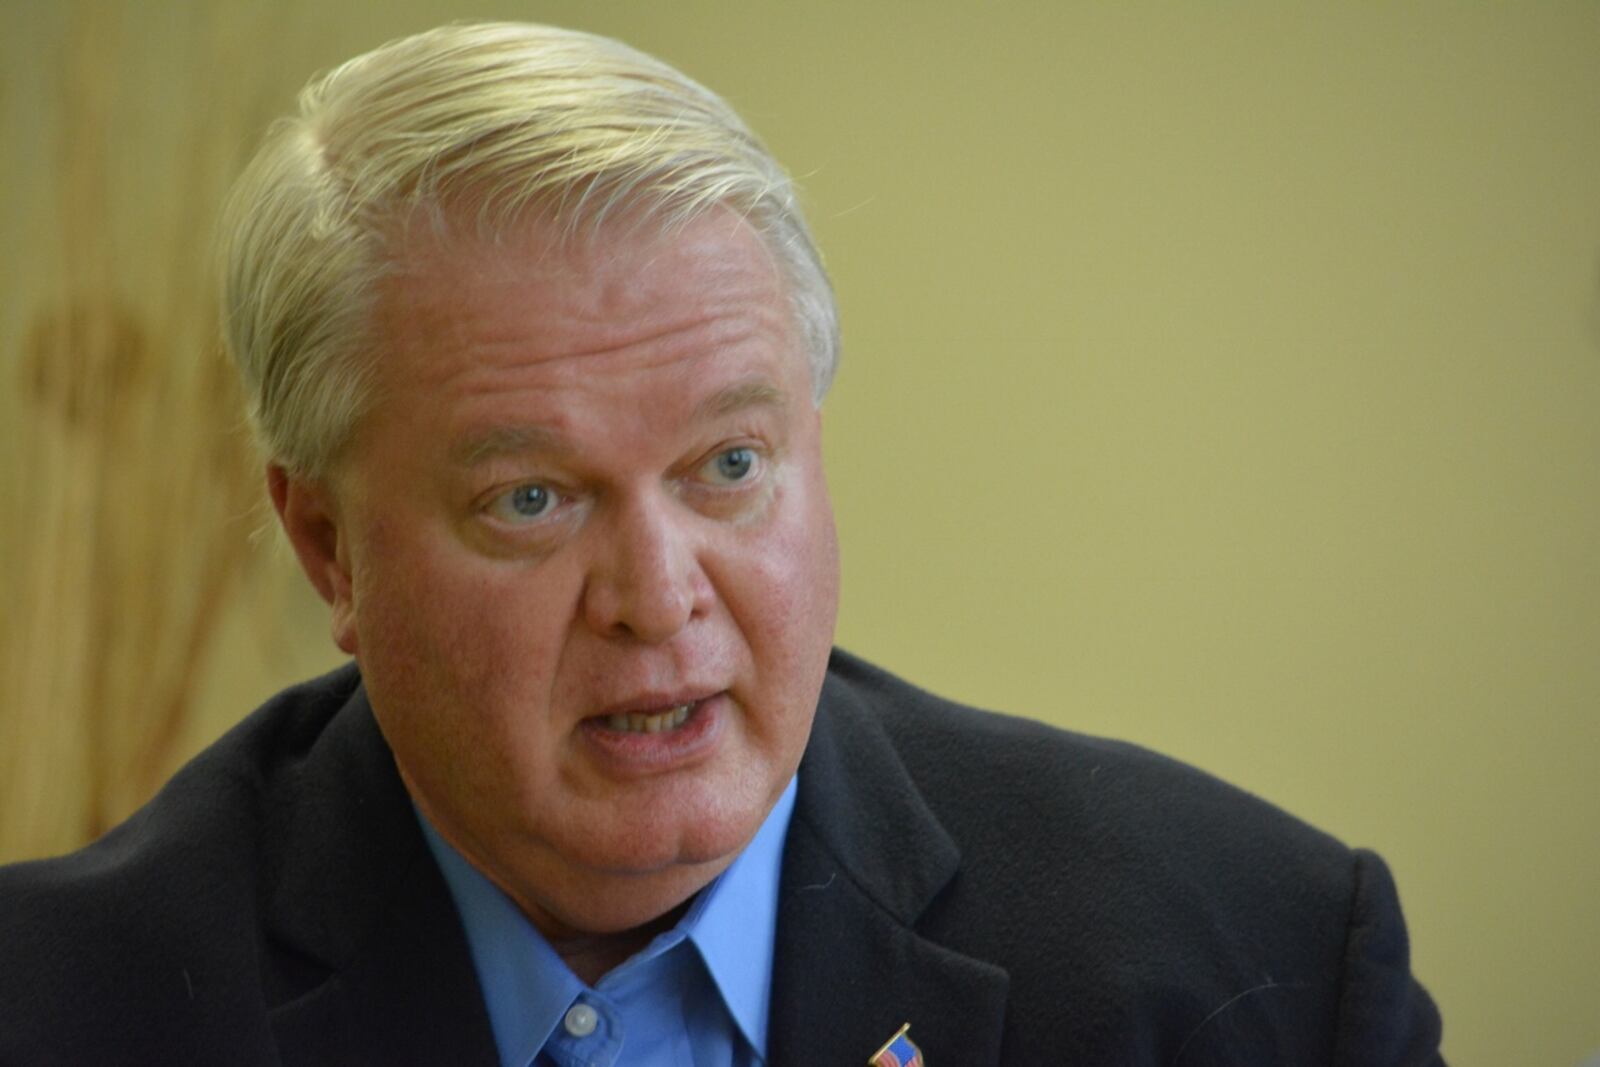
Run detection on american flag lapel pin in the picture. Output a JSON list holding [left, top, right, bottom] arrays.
[[868, 1022, 924, 1067]]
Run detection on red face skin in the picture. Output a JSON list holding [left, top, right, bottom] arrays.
[[271, 209, 840, 973]]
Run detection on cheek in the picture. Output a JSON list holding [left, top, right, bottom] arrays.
[[771, 497, 839, 636], [349, 520, 568, 714], [349, 531, 584, 812], [723, 469, 840, 686]]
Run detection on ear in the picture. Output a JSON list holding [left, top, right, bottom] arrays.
[[268, 464, 359, 656]]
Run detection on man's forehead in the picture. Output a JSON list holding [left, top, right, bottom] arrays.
[[374, 207, 793, 364], [357, 202, 812, 473], [450, 376, 791, 468]]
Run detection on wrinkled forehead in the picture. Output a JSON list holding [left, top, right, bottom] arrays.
[[365, 200, 806, 392], [361, 202, 807, 402]]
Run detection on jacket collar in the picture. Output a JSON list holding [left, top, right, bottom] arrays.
[[262, 681, 498, 1066], [768, 660, 1010, 1066]]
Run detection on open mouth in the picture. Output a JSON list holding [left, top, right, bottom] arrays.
[[581, 693, 725, 771], [603, 702, 695, 734]]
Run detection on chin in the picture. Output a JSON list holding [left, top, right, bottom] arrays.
[[541, 842, 737, 937], [575, 799, 759, 875]]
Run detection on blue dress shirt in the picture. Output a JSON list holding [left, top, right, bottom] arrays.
[[417, 777, 797, 1067]]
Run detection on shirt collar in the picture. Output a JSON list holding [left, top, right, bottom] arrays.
[[416, 813, 581, 1067], [416, 776, 797, 1067], [680, 774, 796, 1056]]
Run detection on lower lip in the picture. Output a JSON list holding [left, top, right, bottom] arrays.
[[578, 693, 727, 776]]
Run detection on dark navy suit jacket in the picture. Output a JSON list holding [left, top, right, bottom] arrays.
[[0, 651, 1444, 1064]]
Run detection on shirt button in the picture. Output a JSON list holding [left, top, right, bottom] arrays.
[[563, 1002, 599, 1038]]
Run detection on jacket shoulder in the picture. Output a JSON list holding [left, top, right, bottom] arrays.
[[817, 651, 1429, 1062], [825, 647, 1350, 875], [0, 664, 362, 1061]]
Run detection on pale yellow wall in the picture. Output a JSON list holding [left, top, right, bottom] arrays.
[[4, 3, 1597, 1064]]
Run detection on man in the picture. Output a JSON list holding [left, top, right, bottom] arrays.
[[0, 22, 1444, 1066]]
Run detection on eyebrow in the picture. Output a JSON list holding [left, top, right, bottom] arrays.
[[451, 424, 571, 468], [450, 378, 788, 468], [693, 378, 788, 421]]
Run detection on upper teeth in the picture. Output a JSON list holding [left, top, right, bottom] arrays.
[[607, 703, 692, 733]]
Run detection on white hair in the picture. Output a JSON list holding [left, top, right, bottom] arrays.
[[219, 21, 838, 478]]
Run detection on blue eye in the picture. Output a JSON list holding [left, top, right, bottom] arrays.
[[707, 447, 757, 484], [511, 485, 551, 515], [490, 483, 559, 523]]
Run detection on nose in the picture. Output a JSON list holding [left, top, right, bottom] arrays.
[[582, 493, 713, 643]]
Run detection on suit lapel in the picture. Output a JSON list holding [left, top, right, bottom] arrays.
[[261, 685, 499, 1067], [768, 668, 1009, 1066]]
